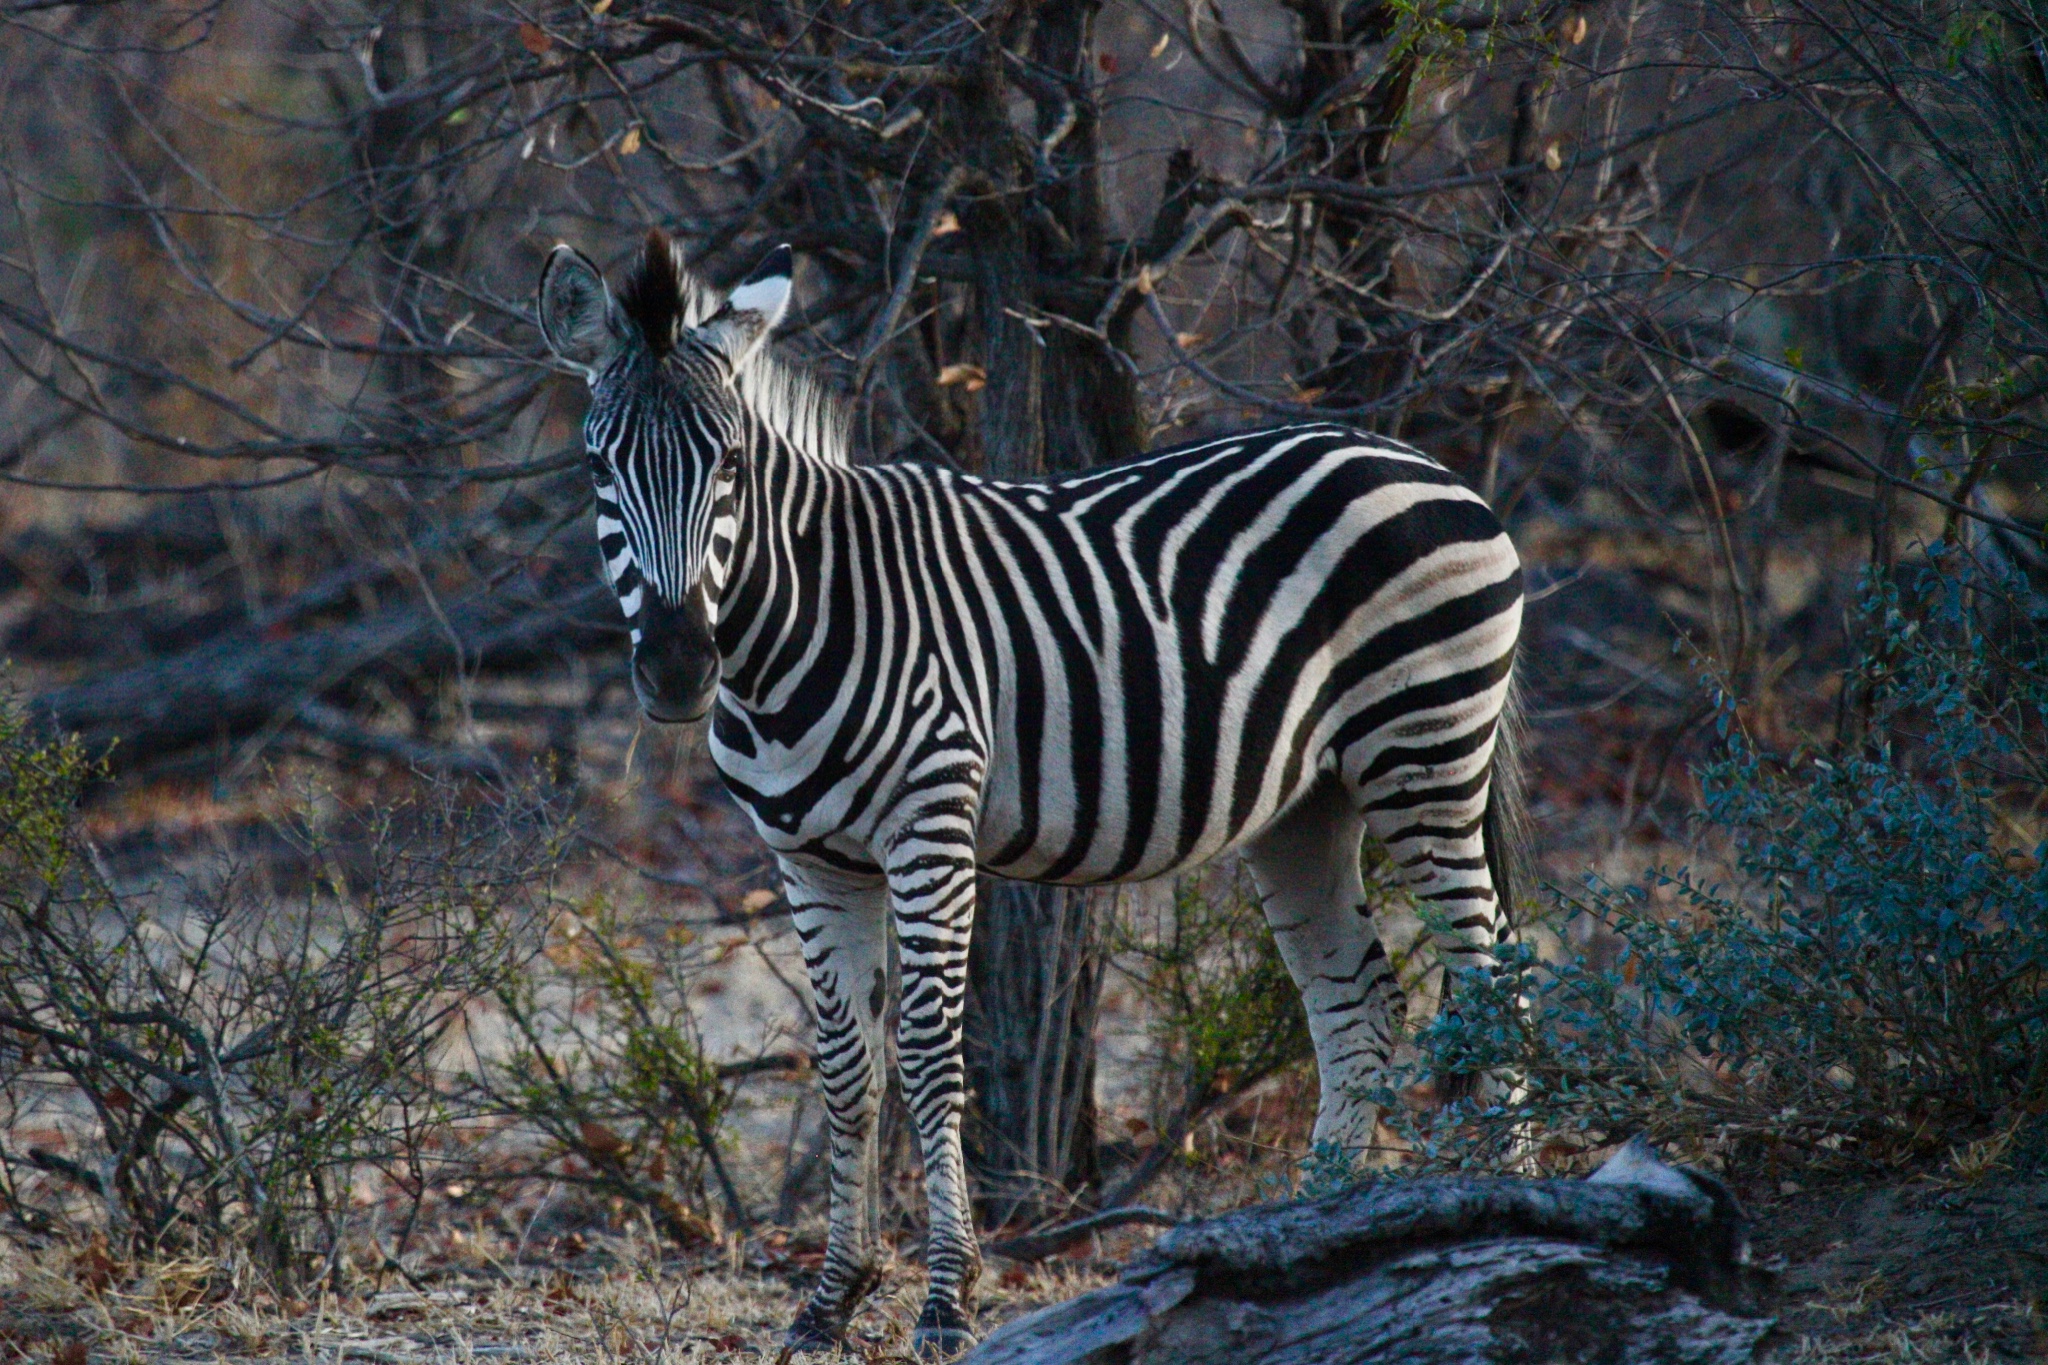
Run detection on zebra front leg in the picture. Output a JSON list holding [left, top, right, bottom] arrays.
[[884, 834, 983, 1360], [783, 873, 892, 1354]]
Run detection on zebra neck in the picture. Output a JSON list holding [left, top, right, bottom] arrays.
[[713, 438, 844, 703]]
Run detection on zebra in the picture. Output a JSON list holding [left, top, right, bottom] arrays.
[[536, 230, 1526, 1359]]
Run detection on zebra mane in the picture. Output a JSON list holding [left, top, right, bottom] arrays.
[[623, 229, 852, 468], [731, 349, 855, 468], [619, 229, 725, 354]]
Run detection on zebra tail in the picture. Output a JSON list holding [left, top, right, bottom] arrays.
[[1483, 668, 1533, 942]]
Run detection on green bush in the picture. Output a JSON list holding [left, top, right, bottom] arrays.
[[1114, 865, 1314, 1156], [1380, 554, 2048, 1174]]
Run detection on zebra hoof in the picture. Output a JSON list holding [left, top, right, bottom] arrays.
[[781, 1300, 851, 1357], [910, 1300, 976, 1361], [783, 1262, 884, 1357]]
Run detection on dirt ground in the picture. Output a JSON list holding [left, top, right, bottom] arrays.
[[3, 1158, 2044, 1363], [1749, 1170, 2048, 1361]]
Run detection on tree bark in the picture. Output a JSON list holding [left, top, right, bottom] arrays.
[[964, 883, 1110, 1226], [965, 1139, 1777, 1365], [957, 0, 1144, 1229]]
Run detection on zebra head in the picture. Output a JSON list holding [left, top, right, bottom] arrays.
[[537, 230, 793, 722]]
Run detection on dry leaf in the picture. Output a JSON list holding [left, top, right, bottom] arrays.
[[1563, 13, 1588, 44], [938, 363, 987, 392], [591, 0, 614, 12], [1291, 386, 1327, 403], [578, 1121, 627, 1156], [543, 1270, 583, 1309], [1542, 142, 1563, 171], [741, 887, 779, 913], [517, 22, 551, 55], [1173, 330, 1207, 350], [618, 124, 642, 156], [1149, 31, 1172, 58], [931, 210, 961, 237], [654, 1193, 719, 1243], [75, 1233, 119, 1292], [1134, 265, 1156, 295]]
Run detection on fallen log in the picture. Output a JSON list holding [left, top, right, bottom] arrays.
[[967, 1138, 1776, 1365], [31, 575, 616, 768]]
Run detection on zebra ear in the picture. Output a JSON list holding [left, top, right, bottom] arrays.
[[709, 244, 793, 373], [538, 244, 626, 382]]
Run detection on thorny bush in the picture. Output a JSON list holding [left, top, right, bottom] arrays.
[[478, 896, 755, 1245], [0, 693, 568, 1294], [1379, 553, 2048, 1176]]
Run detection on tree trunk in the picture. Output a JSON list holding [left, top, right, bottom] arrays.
[[957, 0, 1144, 1229], [964, 884, 1109, 1227]]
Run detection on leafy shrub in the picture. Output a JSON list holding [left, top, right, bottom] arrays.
[[0, 693, 568, 1291], [1113, 865, 1314, 1165], [1383, 556, 2048, 1173], [479, 896, 751, 1243]]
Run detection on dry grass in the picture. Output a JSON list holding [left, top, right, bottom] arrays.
[[1784, 1303, 2046, 1363], [0, 1230, 1121, 1365], [10, 1186, 2046, 1365]]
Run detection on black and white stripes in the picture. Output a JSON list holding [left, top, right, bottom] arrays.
[[538, 232, 1526, 1360]]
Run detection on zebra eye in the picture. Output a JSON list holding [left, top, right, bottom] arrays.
[[716, 447, 744, 482]]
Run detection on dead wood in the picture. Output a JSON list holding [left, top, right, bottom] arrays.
[[965, 1138, 1776, 1365], [30, 576, 615, 769], [985, 1206, 1181, 1263]]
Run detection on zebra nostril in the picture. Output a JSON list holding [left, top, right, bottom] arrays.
[[634, 655, 665, 698]]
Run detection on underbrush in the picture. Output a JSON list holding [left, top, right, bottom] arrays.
[[1383, 554, 2048, 1178], [0, 694, 760, 1299], [0, 702, 573, 1293], [478, 895, 762, 1247], [1105, 865, 1315, 1201]]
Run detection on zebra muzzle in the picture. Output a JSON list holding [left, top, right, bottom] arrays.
[[631, 596, 721, 722]]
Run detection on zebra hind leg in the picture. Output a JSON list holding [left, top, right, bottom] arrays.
[[1360, 769, 1506, 1107], [1243, 781, 1406, 1158], [783, 880, 892, 1353]]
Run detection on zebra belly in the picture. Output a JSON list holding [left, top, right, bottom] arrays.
[[971, 747, 1326, 885]]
